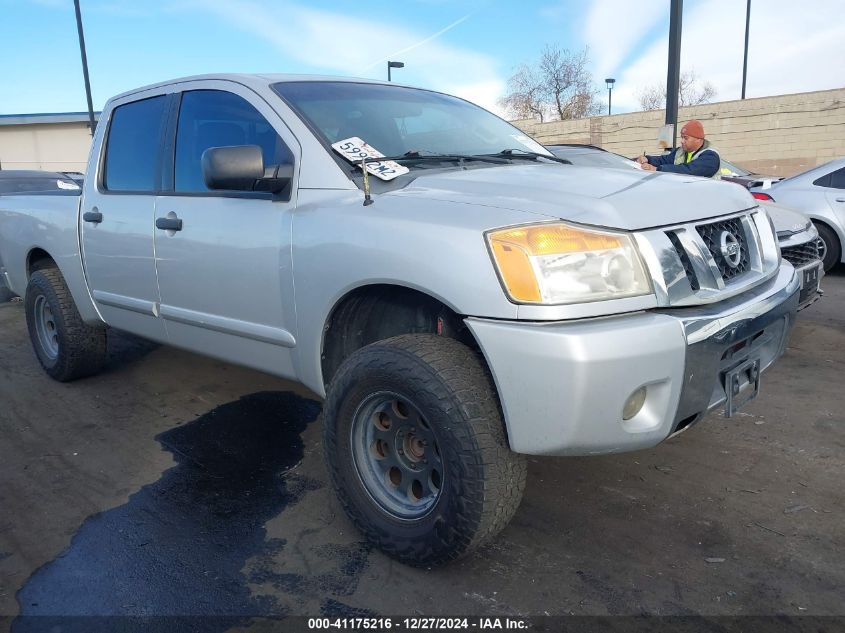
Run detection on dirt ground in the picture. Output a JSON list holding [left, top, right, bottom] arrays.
[[0, 268, 843, 627]]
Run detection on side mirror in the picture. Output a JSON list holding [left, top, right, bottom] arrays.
[[255, 162, 294, 194], [201, 145, 292, 194]]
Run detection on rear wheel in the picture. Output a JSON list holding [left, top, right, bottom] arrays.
[[814, 222, 841, 272], [322, 334, 526, 567], [25, 268, 107, 381]]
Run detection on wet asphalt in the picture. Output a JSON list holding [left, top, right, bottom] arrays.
[[0, 268, 843, 631]]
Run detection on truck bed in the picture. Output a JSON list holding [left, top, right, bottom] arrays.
[[0, 192, 98, 322]]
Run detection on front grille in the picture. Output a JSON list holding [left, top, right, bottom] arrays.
[[639, 211, 778, 306], [781, 241, 819, 268], [696, 218, 750, 282], [666, 231, 700, 290]]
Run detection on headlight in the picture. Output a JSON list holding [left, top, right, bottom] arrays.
[[487, 222, 653, 304]]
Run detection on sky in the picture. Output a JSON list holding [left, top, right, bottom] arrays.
[[1, 0, 844, 118]]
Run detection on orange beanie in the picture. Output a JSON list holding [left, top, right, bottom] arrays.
[[681, 119, 705, 139]]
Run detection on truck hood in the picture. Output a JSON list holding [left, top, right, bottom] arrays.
[[389, 163, 758, 231]]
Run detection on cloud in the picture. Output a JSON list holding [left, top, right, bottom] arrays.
[[609, 0, 845, 113], [581, 0, 668, 81], [192, 0, 506, 113]]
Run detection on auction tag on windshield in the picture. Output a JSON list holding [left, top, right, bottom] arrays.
[[331, 137, 409, 181], [511, 134, 548, 155], [56, 179, 80, 190]]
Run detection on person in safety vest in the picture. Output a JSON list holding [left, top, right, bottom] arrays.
[[636, 119, 721, 179]]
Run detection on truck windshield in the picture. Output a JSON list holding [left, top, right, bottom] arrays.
[[273, 81, 551, 160]]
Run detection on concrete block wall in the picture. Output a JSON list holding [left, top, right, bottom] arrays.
[[515, 88, 845, 177], [2, 88, 842, 178]]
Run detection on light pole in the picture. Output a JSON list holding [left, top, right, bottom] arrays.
[[666, 0, 683, 148], [741, 0, 751, 99], [73, 0, 96, 136], [387, 61, 404, 82], [605, 78, 616, 115]]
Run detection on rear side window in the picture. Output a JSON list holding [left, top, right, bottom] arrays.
[[828, 167, 845, 189], [103, 96, 166, 192], [174, 90, 292, 193], [813, 173, 831, 187]]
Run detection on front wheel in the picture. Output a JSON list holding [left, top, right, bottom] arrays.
[[25, 268, 107, 381], [322, 334, 526, 567]]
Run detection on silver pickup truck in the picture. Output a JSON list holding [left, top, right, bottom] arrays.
[[0, 74, 800, 566]]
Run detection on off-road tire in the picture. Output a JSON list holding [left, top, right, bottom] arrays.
[[814, 222, 841, 273], [25, 267, 107, 382], [322, 334, 527, 567]]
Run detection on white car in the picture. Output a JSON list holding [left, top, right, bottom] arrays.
[[751, 157, 845, 272], [763, 202, 823, 310]]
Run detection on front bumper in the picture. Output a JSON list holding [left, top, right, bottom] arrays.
[[793, 259, 823, 311], [778, 227, 823, 311], [467, 263, 800, 456]]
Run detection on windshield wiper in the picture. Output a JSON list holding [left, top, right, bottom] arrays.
[[359, 151, 510, 165], [482, 149, 572, 164]]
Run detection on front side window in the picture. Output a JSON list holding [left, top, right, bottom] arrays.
[[104, 96, 166, 192], [174, 90, 292, 193], [273, 81, 549, 159]]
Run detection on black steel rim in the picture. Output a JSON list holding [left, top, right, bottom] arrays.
[[350, 391, 443, 520]]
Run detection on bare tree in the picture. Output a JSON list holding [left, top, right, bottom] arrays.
[[679, 70, 717, 106], [498, 45, 602, 121], [498, 64, 547, 122], [539, 46, 603, 120], [637, 70, 717, 111], [637, 85, 665, 112]]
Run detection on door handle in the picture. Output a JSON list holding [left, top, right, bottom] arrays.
[[156, 217, 183, 231], [83, 210, 103, 223], [836, 197, 845, 203]]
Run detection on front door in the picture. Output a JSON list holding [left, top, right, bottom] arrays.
[[153, 85, 300, 377], [81, 93, 169, 342]]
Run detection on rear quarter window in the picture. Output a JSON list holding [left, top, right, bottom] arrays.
[[812, 173, 831, 188], [827, 167, 845, 189]]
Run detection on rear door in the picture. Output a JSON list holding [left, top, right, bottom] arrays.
[[81, 92, 169, 341], [822, 167, 845, 226], [153, 83, 300, 377]]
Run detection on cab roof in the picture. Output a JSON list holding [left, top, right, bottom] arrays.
[[111, 73, 395, 102]]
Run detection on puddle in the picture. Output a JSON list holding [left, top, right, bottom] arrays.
[[14, 391, 324, 632]]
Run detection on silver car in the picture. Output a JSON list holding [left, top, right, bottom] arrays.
[[763, 202, 823, 310], [751, 157, 845, 272]]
